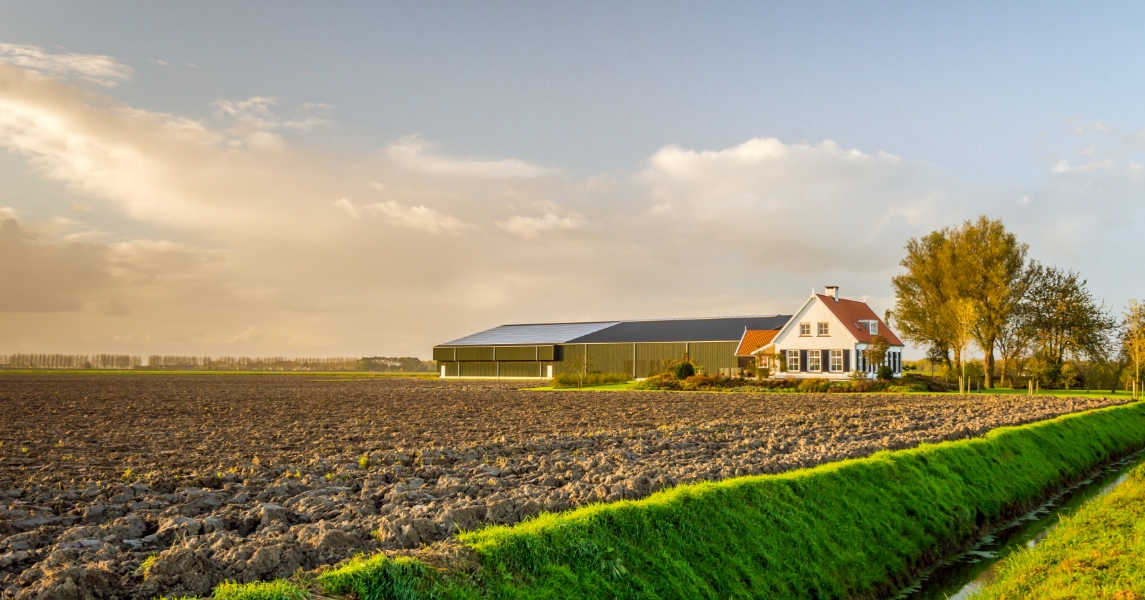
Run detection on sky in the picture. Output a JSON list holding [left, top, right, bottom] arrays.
[[1, 2, 1144, 359]]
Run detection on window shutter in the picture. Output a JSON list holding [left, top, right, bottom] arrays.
[[800, 349, 808, 372], [843, 349, 850, 372]]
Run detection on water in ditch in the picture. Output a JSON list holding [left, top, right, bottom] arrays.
[[890, 449, 1145, 600]]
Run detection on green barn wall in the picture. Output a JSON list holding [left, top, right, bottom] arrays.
[[434, 341, 741, 379]]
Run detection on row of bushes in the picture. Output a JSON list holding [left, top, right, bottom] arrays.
[[635, 373, 932, 394], [552, 371, 632, 388]]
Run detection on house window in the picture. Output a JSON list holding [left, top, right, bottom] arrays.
[[867, 321, 878, 335], [830, 350, 843, 372], [799, 323, 811, 336], [786, 350, 800, 372], [758, 355, 769, 368], [808, 350, 821, 372], [817, 322, 829, 336]]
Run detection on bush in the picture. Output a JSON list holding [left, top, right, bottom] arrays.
[[876, 365, 894, 381], [886, 383, 928, 393], [553, 372, 632, 388], [797, 378, 832, 393], [672, 361, 697, 380], [634, 373, 680, 390], [680, 375, 719, 390]]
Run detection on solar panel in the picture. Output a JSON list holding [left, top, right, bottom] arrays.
[[440, 321, 621, 346]]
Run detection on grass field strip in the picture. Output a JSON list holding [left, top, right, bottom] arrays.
[[890, 448, 1145, 600]]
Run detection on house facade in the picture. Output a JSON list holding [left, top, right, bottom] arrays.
[[754, 286, 904, 379]]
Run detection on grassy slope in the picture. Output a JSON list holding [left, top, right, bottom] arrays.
[[971, 462, 1145, 599]]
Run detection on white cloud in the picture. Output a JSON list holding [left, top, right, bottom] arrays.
[[499, 213, 585, 238], [1051, 159, 1118, 173], [212, 96, 331, 133], [363, 201, 474, 234], [333, 198, 359, 218], [386, 135, 554, 179], [0, 43, 132, 87]]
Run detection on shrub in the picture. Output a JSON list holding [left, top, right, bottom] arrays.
[[680, 375, 719, 390], [634, 374, 679, 390], [797, 378, 832, 393], [877, 365, 895, 381], [672, 361, 697, 380], [553, 372, 632, 389], [886, 383, 928, 393]]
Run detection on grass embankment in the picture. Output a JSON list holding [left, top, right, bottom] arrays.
[[215, 401, 1145, 600], [971, 462, 1145, 599]]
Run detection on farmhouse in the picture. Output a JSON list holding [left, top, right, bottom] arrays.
[[433, 286, 903, 380]]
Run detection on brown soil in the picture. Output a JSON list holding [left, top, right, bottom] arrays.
[[0, 374, 1127, 599]]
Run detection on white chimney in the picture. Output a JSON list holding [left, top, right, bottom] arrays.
[[825, 286, 839, 302]]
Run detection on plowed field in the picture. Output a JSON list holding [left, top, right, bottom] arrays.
[[0, 375, 1127, 599]]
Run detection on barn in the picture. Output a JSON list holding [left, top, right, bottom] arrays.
[[433, 315, 791, 379]]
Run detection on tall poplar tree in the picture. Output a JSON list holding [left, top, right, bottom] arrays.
[[950, 217, 1032, 388]]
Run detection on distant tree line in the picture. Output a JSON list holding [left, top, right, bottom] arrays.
[[891, 216, 1137, 391], [0, 354, 143, 369], [0, 354, 434, 372]]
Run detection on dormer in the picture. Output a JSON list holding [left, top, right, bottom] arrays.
[[857, 320, 877, 335]]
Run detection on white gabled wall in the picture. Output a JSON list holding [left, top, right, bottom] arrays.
[[769, 295, 904, 380], [770, 296, 857, 379]]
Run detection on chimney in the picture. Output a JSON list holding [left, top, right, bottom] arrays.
[[825, 286, 839, 302]]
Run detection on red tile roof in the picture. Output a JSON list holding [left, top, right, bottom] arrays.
[[736, 329, 779, 356], [816, 295, 904, 346]]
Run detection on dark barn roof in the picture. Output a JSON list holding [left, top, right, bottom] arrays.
[[568, 316, 791, 343], [438, 315, 791, 346]]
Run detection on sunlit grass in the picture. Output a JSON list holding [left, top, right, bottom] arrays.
[[971, 462, 1145, 599]]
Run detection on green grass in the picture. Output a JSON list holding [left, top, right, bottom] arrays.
[[523, 382, 1136, 397], [212, 580, 309, 600], [970, 463, 1145, 599], [211, 401, 1145, 600], [522, 381, 642, 391]]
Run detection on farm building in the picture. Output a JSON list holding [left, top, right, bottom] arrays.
[[433, 315, 790, 379], [433, 287, 904, 380]]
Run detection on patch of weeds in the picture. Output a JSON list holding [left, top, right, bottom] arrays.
[[324, 473, 334, 481], [318, 553, 433, 600], [122, 467, 133, 479], [359, 454, 371, 469], [134, 553, 159, 578], [212, 579, 310, 600]]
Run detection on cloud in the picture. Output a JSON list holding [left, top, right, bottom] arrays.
[[386, 135, 554, 179], [1, 57, 1143, 359], [499, 213, 585, 238], [333, 198, 359, 218], [0, 43, 132, 87], [212, 96, 331, 133], [363, 201, 474, 234], [0, 213, 110, 312]]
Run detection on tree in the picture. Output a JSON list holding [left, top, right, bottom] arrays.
[[1124, 300, 1145, 395], [863, 335, 890, 373], [948, 298, 977, 392], [1023, 266, 1116, 387], [563, 348, 591, 389], [995, 301, 1034, 388], [950, 217, 1032, 388], [891, 230, 958, 367]]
